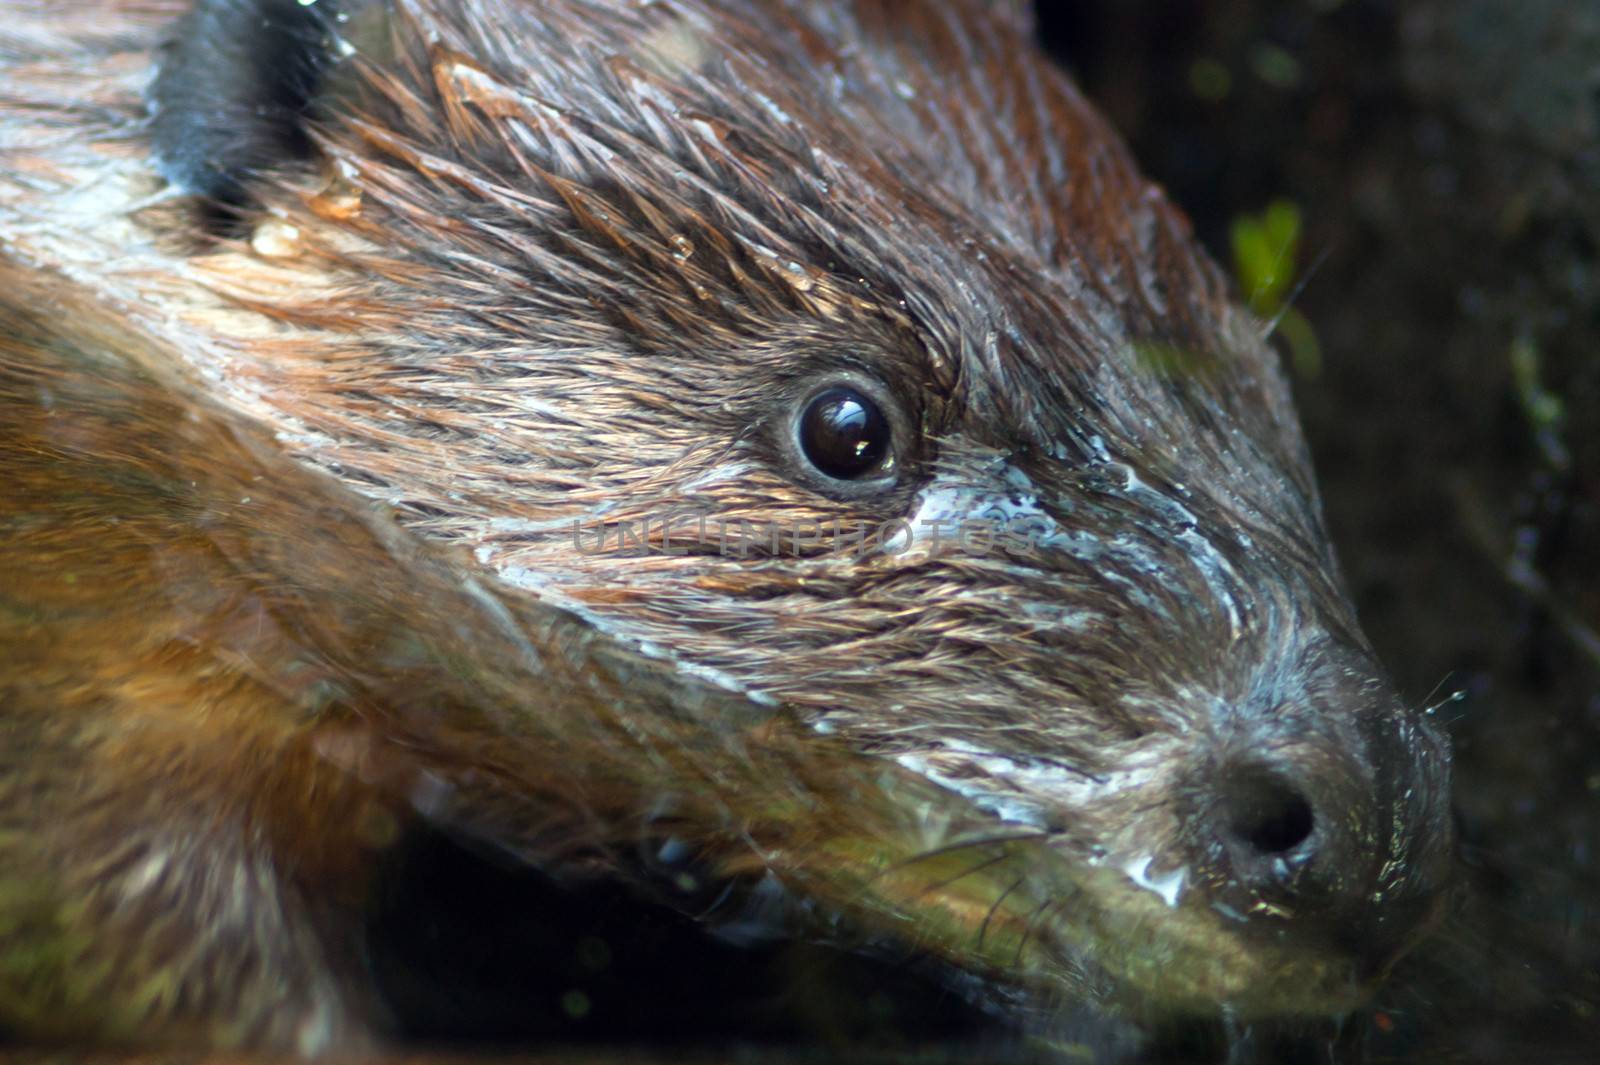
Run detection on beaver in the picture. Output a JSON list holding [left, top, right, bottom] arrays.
[[0, 0, 1454, 1057]]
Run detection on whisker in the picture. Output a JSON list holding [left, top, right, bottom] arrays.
[[865, 828, 1050, 888], [909, 850, 1015, 903], [1262, 242, 1333, 341], [1417, 672, 1454, 712], [1013, 896, 1064, 968], [977, 875, 1026, 951], [1424, 687, 1468, 719]]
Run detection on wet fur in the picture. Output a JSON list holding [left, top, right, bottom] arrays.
[[0, 0, 1453, 1054]]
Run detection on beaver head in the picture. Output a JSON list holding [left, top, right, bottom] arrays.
[[20, 0, 1453, 1034]]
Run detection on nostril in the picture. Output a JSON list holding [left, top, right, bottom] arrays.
[[1220, 767, 1317, 858]]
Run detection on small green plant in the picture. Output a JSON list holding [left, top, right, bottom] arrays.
[[1230, 199, 1322, 378], [1510, 335, 1565, 433], [1510, 335, 1569, 470]]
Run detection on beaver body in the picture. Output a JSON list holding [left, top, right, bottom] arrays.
[[0, 0, 1452, 1056]]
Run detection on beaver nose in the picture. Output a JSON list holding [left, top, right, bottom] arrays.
[[1201, 718, 1455, 973], [1215, 764, 1320, 877], [1206, 756, 1386, 922]]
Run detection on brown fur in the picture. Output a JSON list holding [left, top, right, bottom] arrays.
[[0, 0, 1452, 1054]]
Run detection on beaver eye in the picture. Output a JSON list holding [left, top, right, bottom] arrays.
[[797, 386, 894, 481]]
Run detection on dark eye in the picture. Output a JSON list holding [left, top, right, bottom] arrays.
[[797, 386, 894, 481]]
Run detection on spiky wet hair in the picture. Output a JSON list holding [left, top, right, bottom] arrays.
[[146, 0, 1330, 715], [0, 0, 1452, 1038]]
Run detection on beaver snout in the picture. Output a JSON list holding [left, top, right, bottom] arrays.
[[1195, 693, 1454, 985]]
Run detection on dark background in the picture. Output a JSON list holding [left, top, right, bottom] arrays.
[[1038, 1, 1599, 1060]]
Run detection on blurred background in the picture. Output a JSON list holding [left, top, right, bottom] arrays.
[[1039, 1, 1599, 1060]]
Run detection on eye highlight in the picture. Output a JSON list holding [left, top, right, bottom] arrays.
[[776, 371, 910, 499], [797, 385, 894, 481]]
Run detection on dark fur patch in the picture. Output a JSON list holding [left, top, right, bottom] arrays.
[[149, 0, 348, 212]]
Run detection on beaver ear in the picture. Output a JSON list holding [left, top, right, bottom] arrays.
[[150, 0, 358, 213]]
